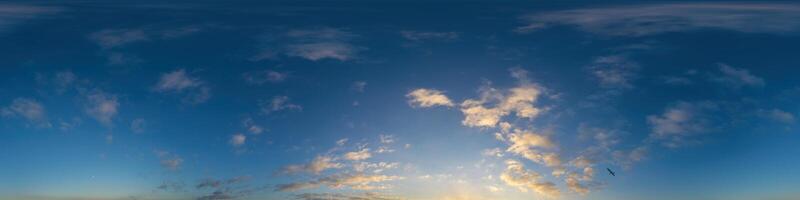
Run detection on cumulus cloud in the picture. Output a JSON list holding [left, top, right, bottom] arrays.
[[344, 148, 372, 161], [458, 70, 545, 127], [503, 129, 564, 176], [84, 90, 119, 126], [280, 156, 342, 175], [154, 69, 211, 104], [406, 88, 455, 108], [516, 3, 800, 36], [243, 70, 288, 85], [261, 96, 302, 114], [712, 63, 765, 88], [647, 101, 718, 148], [500, 159, 560, 198], [1, 98, 51, 128], [254, 28, 362, 62]]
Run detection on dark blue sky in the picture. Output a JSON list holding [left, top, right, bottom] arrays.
[[1, 1, 800, 200]]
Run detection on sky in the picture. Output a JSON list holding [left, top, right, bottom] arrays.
[[1, 1, 800, 200]]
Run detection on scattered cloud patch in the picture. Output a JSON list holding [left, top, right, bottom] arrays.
[[261, 96, 302, 114], [647, 101, 718, 148], [1, 98, 51, 128], [154, 69, 211, 104], [155, 150, 183, 171], [84, 90, 119, 126], [500, 159, 560, 198], [711, 63, 765, 88], [589, 55, 639, 90], [243, 70, 288, 85], [280, 156, 342, 175], [406, 88, 455, 108]]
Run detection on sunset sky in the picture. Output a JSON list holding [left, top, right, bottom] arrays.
[[2, 1, 800, 200]]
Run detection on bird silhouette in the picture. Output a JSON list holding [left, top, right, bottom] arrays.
[[607, 168, 616, 176]]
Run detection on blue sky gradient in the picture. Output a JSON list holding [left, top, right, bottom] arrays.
[[1, 1, 800, 200]]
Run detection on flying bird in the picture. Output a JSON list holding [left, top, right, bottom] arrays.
[[606, 168, 617, 176], [607, 168, 616, 176]]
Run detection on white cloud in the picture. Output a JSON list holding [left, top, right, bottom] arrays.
[[517, 3, 800, 36], [84, 90, 119, 126], [243, 70, 288, 84], [406, 88, 455, 108], [344, 148, 372, 161], [154, 69, 211, 104], [500, 159, 560, 198], [230, 134, 246, 147], [712, 63, 765, 88], [262, 96, 302, 114], [647, 101, 717, 148], [458, 70, 545, 127], [1, 98, 51, 128]]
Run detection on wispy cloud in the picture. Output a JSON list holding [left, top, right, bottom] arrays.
[[1, 98, 51, 128], [155, 150, 183, 171], [242, 70, 288, 85], [154, 69, 211, 104], [711, 63, 765, 88], [647, 101, 718, 148], [261, 96, 302, 114], [0, 4, 60, 33], [279, 155, 342, 175], [253, 28, 363, 62], [517, 3, 800, 36]]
